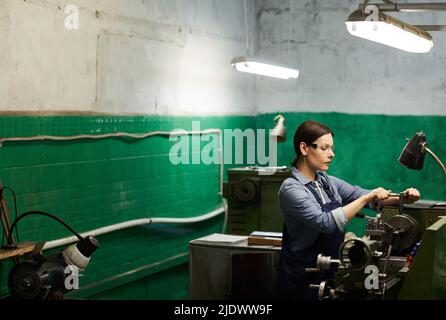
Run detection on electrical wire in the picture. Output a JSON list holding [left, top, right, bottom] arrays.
[[7, 211, 83, 246], [243, 0, 249, 55], [1, 209, 4, 246], [287, 0, 293, 65]]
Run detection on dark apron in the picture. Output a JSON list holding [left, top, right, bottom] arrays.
[[277, 177, 344, 300]]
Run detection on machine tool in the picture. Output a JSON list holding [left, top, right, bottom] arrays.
[[308, 194, 446, 299]]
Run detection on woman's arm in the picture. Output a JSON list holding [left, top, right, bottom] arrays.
[[342, 188, 391, 221], [378, 188, 420, 206], [342, 188, 420, 221]]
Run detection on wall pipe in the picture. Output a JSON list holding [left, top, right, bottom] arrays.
[[0, 129, 224, 196], [0, 129, 226, 250], [43, 204, 227, 250]]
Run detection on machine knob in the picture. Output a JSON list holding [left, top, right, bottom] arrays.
[[233, 180, 258, 204]]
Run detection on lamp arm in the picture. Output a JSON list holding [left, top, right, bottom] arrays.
[[362, 0, 370, 15], [423, 146, 446, 176], [359, 3, 446, 12]]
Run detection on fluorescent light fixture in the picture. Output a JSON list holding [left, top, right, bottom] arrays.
[[345, 9, 434, 53], [230, 56, 299, 79]]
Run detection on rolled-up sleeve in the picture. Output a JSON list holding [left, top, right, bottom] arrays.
[[279, 186, 345, 234], [331, 207, 348, 231]]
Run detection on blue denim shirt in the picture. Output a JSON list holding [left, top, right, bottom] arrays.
[[278, 168, 375, 252]]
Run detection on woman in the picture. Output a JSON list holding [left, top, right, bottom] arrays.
[[276, 120, 420, 300]]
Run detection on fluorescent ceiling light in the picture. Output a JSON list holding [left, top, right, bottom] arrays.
[[230, 56, 299, 80], [345, 9, 434, 53]]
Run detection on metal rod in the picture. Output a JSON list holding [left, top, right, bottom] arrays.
[[416, 25, 446, 31], [382, 244, 392, 275], [399, 192, 404, 214], [359, 3, 446, 12], [424, 147, 446, 176]]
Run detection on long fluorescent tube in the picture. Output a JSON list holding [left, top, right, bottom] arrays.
[[345, 9, 434, 53], [230, 56, 299, 79]]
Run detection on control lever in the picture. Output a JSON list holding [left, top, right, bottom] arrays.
[[376, 192, 407, 214], [309, 281, 337, 300]]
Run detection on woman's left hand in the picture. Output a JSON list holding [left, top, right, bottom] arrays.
[[403, 188, 420, 204]]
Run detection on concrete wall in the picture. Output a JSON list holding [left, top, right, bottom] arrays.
[[256, 0, 446, 115], [3, 0, 446, 116], [0, 0, 257, 115]]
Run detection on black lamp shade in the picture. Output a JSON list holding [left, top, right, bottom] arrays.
[[76, 235, 99, 258], [398, 132, 426, 170]]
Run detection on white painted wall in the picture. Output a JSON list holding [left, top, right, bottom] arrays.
[[0, 0, 257, 115], [256, 0, 446, 115], [3, 0, 445, 116]]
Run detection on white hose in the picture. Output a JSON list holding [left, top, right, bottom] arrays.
[[43, 205, 226, 250], [221, 198, 228, 233]]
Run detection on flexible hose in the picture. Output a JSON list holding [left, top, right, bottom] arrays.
[[43, 205, 226, 250]]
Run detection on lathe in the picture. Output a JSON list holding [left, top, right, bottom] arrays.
[[307, 199, 446, 300]]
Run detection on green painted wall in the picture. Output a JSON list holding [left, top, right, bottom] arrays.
[[88, 260, 190, 300], [0, 115, 255, 299], [0, 112, 445, 299]]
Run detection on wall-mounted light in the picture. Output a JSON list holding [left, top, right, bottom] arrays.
[[231, 57, 299, 80], [346, 1, 446, 53], [231, 0, 299, 80]]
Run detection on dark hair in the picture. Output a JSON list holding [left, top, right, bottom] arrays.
[[291, 120, 334, 166]]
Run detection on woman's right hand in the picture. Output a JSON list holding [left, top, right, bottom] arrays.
[[365, 187, 391, 202]]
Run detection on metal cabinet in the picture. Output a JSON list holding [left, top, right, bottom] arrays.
[[189, 234, 280, 299]]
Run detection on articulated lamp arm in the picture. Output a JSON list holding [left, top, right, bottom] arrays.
[[422, 143, 446, 176]]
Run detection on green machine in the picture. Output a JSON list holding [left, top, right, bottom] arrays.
[[307, 199, 446, 300], [223, 166, 290, 235]]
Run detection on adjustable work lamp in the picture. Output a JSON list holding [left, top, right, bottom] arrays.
[[398, 132, 446, 176]]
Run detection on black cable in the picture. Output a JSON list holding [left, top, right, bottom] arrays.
[[0, 186, 19, 243], [7, 211, 83, 246], [1, 205, 4, 246]]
